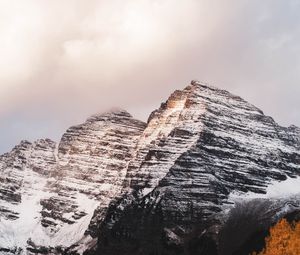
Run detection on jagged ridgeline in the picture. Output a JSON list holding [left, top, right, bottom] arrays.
[[0, 81, 299, 255]]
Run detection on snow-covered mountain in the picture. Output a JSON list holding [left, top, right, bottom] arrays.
[[91, 81, 300, 255], [0, 110, 145, 254], [0, 81, 300, 255]]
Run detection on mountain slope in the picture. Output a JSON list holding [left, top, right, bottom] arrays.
[[92, 81, 300, 255], [0, 139, 57, 253], [0, 110, 146, 254]]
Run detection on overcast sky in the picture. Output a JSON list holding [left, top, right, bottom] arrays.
[[1, 0, 300, 153]]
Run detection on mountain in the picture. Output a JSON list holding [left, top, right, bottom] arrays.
[[0, 110, 145, 254], [0, 81, 299, 255], [90, 81, 300, 255]]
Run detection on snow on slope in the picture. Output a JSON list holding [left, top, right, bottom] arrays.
[[0, 110, 146, 254], [94, 81, 300, 255], [229, 175, 300, 200], [0, 167, 52, 250], [0, 168, 95, 250], [122, 85, 206, 196]]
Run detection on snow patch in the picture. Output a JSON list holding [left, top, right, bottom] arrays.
[[229, 176, 300, 201]]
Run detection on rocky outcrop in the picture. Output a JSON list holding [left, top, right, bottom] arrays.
[[0, 138, 56, 217], [0, 139, 57, 253]]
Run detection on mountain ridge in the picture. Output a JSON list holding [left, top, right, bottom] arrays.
[[91, 80, 300, 255], [0, 80, 299, 255]]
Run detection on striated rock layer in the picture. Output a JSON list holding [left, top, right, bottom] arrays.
[[92, 81, 300, 255], [0, 110, 146, 254], [0, 81, 300, 255], [0, 139, 57, 254]]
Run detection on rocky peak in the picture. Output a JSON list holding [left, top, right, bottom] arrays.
[[94, 81, 300, 255], [34, 109, 146, 252], [14, 139, 32, 150], [123, 80, 264, 194], [86, 108, 133, 123], [0, 138, 56, 172], [121, 82, 208, 195], [0, 108, 146, 254]]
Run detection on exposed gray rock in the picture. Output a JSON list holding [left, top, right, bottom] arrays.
[[0, 110, 145, 254], [0, 81, 300, 255], [94, 81, 300, 255]]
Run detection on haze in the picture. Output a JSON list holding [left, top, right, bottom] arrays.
[[1, 0, 300, 153]]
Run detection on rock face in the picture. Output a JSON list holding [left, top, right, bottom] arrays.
[[0, 81, 300, 255], [0, 139, 57, 254], [0, 110, 146, 254], [92, 81, 300, 255]]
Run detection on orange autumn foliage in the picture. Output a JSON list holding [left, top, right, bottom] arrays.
[[251, 219, 300, 255]]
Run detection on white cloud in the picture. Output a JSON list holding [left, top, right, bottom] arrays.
[[1, 0, 300, 153]]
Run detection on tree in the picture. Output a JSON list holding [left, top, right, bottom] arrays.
[[252, 219, 300, 255]]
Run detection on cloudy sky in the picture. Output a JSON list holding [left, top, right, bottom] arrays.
[[1, 0, 300, 153]]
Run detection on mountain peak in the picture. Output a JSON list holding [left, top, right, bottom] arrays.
[[86, 108, 133, 123], [1, 81, 300, 255], [94, 82, 300, 255], [189, 79, 219, 90], [7, 139, 56, 155]]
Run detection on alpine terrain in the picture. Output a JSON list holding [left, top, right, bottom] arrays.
[[0, 81, 299, 255]]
